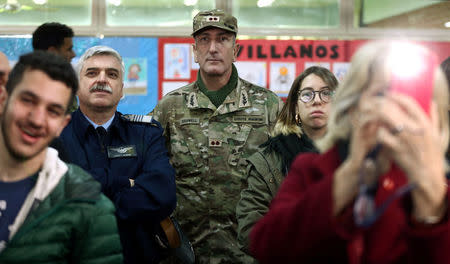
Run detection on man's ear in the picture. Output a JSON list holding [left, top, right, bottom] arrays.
[[55, 114, 71, 137], [0, 86, 8, 115], [192, 43, 198, 63], [233, 43, 240, 62], [120, 82, 124, 99]]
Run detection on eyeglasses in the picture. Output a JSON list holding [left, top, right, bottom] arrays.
[[298, 88, 333, 103]]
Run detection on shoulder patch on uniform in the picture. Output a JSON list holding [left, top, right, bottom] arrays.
[[122, 114, 153, 123], [187, 92, 199, 108], [239, 90, 250, 108]]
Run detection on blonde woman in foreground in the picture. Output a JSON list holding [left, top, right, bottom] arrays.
[[250, 40, 450, 264]]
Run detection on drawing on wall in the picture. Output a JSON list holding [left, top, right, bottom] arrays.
[[164, 43, 190, 79], [234, 61, 267, 88], [270, 62, 296, 96], [332, 62, 350, 82], [304, 62, 331, 70], [162, 81, 189, 97], [124, 57, 148, 95]]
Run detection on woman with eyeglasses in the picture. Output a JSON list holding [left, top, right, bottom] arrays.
[[249, 40, 450, 264], [236, 66, 338, 254]]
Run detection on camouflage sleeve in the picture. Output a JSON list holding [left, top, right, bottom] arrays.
[[151, 99, 167, 131], [267, 92, 284, 132]]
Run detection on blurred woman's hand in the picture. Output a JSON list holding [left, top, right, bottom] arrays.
[[333, 86, 389, 216], [375, 93, 447, 222]]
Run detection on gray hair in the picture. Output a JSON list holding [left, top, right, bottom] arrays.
[[76, 45, 125, 77]]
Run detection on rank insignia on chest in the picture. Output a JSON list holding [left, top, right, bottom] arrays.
[[209, 138, 222, 147], [107, 145, 137, 158], [187, 92, 199, 108], [239, 90, 250, 108]]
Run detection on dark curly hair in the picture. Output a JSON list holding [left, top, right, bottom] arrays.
[[6, 51, 78, 113], [32, 22, 74, 50]]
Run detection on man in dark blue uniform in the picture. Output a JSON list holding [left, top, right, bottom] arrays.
[[59, 46, 176, 263]]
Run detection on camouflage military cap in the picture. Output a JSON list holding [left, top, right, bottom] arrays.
[[192, 9, 238, 36]]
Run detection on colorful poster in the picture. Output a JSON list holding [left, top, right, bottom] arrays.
[[333, 62, 351, 82], [234, 61, 267, 88], [270, 62, 296, 96], [164, 43, 190, 79], [0, 37, 159, 115], [124, 57, 148, 95]]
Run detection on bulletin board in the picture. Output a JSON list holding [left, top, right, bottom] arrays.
[[0, 36, 159, 115], [158, 38, 450, 99], [1, 37, 449, 114]]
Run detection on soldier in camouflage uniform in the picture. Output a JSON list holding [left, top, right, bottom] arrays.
[[152, 9, 283, 264]]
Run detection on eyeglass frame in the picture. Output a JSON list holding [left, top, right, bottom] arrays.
[[297, 88, 334, 103]]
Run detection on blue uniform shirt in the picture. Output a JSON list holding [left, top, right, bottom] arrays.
[[60, 109, 176, 263], [0, 176, 35, 251]]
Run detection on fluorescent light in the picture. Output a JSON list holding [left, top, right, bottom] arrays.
[[0, 34, 32, 38], [108, 0, 121, 7], [445, 21, 450, 28], [33, 0, 47, 4], [257, 0, 275, 8], [184, 0, 198, 6]]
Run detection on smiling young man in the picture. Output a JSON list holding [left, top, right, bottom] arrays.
[[0, 51, 122, 263], [152, 9, 283, 263], [59, 46, 176, 263]]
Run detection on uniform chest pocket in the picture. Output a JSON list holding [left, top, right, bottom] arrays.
[[208, 122, 261, 180], [169, 116, 204, 177]]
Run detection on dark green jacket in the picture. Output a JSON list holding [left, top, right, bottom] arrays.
[[236, 133, 317, 253], [0, 148, 122, 264]]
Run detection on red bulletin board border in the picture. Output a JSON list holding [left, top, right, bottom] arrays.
[[158, 38, 450, 100], [235, 39, 348, 91]]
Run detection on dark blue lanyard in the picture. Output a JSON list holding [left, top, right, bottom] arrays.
[[353, 144, 415, 228]]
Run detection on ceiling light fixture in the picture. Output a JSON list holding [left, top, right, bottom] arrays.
[[108, 0, 121, 7], [33, 0, 47, 4], [257, 0, 275, 8], [184, 0, 198, 6]]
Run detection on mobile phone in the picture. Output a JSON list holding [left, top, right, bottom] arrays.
[[389, 43, 438, 116]]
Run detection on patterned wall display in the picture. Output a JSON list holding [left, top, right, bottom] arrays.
[[0, 36, 158, 115]]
